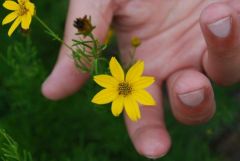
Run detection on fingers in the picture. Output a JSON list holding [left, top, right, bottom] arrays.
[[167, 69, 216, 125], [200, 2, 240, 86], [42, 0, 115, 100], [125, 84, 171, 159]]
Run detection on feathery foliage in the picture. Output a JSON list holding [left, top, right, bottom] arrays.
[[0, 0, 239, 161]]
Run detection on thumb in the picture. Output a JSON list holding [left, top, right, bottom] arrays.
[[42, 0, 115, 100]]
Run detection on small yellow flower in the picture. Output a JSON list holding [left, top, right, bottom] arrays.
[[2, 0, 35, 36], [131, 36, 141, 47], [92, 57, 156, 121]]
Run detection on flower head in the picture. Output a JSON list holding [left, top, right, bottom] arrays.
[[92, 57, 156, 121], [74, 16, 95, 36], [2, 0, 35, 36], [131, 36, 141, 47]]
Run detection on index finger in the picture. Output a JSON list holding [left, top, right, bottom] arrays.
[[42, 0, 115, 100]]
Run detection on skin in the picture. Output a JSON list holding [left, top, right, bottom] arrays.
[[41, 0, 240, 159]]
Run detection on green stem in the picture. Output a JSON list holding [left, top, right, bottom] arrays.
[[89, 33, 98, 57], [34, 15, 72, 51], [126, 47, 136, 70], [94, 59, 99, 74]]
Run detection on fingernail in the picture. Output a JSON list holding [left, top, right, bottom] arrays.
[[208, 16, 232, 38], [146, 153, 167, 160], [178, 89, 205, 107], [146, 155, 158, 160]]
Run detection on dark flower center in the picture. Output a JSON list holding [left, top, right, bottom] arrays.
[[118, 82, 132, 97], [73, 16, 95, 36], [74, 18, 85, 29], [19, 3, 28, 16]]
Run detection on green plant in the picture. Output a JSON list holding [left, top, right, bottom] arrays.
[[0, 129, 33, 161]]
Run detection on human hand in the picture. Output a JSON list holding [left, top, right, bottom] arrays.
[[41, 0, 240, 159]]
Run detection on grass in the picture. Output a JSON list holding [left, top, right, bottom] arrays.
[[0, 0, 239, 161]]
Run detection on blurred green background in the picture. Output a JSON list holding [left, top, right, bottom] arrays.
[[0, 1, 239, 161]]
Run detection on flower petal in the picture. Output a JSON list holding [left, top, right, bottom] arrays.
[[94, 75, 118, 89], [111, 96, 124, 117], [2, 11, 18, 25], [8, 17, 21, 36], [109, 57, 124, 82], [26, 1, 35, 15], [126, 60, 144, 83], [18, 0, 28, 4], [21, 13, 32, 29], [91, 89, 117, 104], [3, 1, 19, 10], [124, 96, 141, 121], [132, 76, 155, 90], [133, 90, 156, 106]]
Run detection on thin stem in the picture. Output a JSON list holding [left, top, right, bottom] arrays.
[[89, 33, 98, 57], [34, 15, 72, 51], [94, 59, 99, 74], [126, 47, 136, 70]]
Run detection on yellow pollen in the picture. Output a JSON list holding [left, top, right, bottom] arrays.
[[118, 82, 132, 97], [18, 3, 28, 16]]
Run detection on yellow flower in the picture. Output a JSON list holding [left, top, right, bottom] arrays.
[[131, 36, 141, 47], [2, 0, 35, 36], [92, 57, 156, 121]]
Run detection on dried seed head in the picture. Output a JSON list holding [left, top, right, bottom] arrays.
[[73, 15, 95, 36]]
